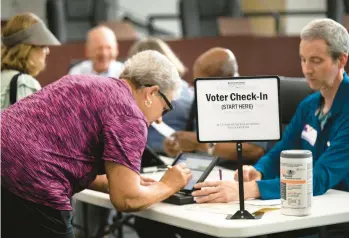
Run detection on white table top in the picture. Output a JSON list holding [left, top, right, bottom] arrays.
[[73, 160, 349, 237]]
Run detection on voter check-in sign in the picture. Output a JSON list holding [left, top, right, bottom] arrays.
[[195, 76, 282, 142]]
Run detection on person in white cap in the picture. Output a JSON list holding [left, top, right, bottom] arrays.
[[1, 12, 60, 110]]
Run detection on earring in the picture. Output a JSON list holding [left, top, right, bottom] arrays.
[[144, 100, 152, 107]]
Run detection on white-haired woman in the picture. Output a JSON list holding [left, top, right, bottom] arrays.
[[1, 50, 192, 238], [128, 37, 194, 154]]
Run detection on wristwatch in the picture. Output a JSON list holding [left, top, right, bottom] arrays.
[[207, 143, 216, 156]]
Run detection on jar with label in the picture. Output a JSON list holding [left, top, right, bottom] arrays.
[[280, 150, 312, 216]]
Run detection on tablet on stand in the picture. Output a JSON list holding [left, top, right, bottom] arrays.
[[163, 153, 219, 205]]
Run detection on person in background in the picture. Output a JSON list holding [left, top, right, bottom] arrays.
[[163, 47, 267, 164], [128, 37, 194, 154], [1, 50, 192, 238], [68, 25, 123, 77], [191, 18, 349, 238], [1, 12, 60, 110]]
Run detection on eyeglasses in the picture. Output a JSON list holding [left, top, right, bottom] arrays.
[[144, 85, 173, 116], [158, 90, 173, 115]]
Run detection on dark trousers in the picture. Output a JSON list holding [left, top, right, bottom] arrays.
[[2, 186, 75, 238], [73, 200, 110, 237]]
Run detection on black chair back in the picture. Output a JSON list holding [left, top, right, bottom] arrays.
[[46, 0, 109, 43], [279, 77, 313, 124], [179, 0, 242, 37], [266, 77, 313, 151]]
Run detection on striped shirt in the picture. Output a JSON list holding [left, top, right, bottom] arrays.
[[1, 75, 147, 210]]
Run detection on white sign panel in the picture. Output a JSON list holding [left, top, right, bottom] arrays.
[[195, 76, 281, 142]]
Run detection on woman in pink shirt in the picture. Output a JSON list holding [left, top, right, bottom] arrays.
[[1, 50, 192, 238]]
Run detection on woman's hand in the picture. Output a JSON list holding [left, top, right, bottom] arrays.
[[192, 180, 239, 203], [106, 162, 191, 212], [160, 163, 192, 193]]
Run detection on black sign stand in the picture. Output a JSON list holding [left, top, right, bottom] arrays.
[[226, 142, 257, 220]]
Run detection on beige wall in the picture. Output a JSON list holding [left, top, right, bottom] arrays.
[[1, 0, 47, 21], [285, 0, 326, 35], [241, 0, 286, 36]]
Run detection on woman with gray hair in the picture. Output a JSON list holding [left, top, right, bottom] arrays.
[[128, 37, 194, 154], [1, 50, 192, 238]]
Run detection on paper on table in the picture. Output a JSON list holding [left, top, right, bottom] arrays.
[[206, 167, 235, 181], [159, 156, 175, 166], [184, 203, 258, 215], [151, 122, 176, 139], [245, 199, 280, 207], [184, 202, 280, 215]]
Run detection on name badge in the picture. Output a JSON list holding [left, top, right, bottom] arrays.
[[301, 124, 317, 146]]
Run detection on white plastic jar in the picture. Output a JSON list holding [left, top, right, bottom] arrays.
[[280, 150, 313, 216]]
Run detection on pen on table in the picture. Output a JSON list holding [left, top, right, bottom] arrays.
[[219, 168, 222, 180]]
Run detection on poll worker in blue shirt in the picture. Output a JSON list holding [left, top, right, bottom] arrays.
[[192, 18, 349, 204]]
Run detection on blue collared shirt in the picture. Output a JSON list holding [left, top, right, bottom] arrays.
[[255, 73, 349, 199], [147, 80, 194, 153]]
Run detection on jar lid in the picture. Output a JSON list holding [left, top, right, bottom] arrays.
[[281, 150, 312, 159]]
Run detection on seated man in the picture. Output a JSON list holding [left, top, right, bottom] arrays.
[[69, 25, 124, 77], [164, 47, 267, 165], [192, 18, 349, 238]]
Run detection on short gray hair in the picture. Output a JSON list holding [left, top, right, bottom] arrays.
[[120, 50, 182, 95], [301, 18, 349, 59]]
